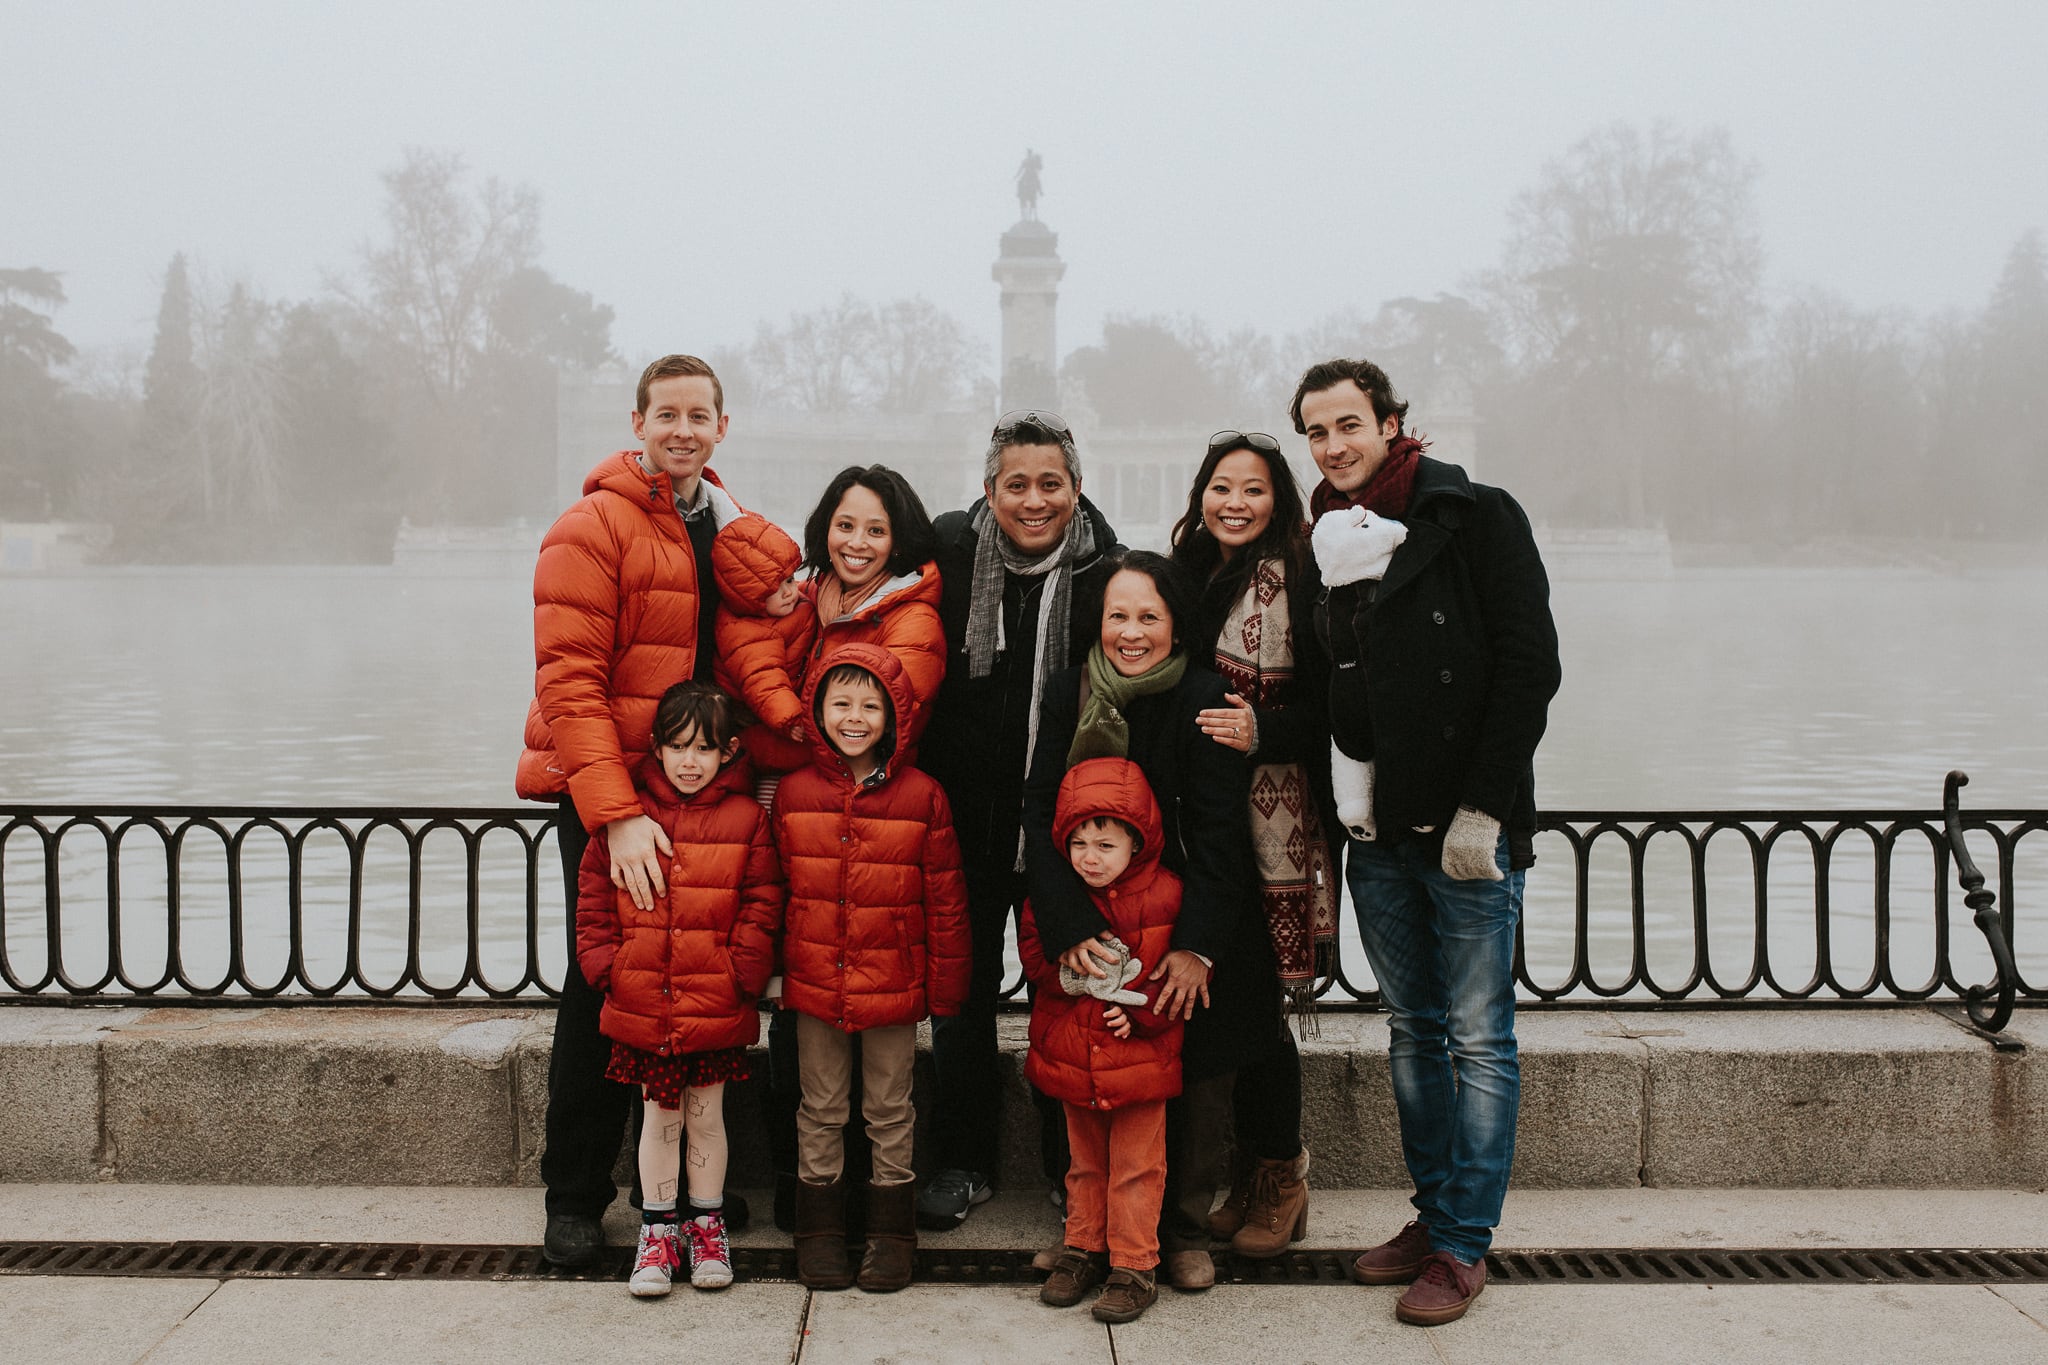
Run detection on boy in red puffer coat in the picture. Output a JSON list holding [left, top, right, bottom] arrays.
[[771, 642, 971, 1294], [576, 682, 783, 1299], [1020, 757, 1185, 1324]]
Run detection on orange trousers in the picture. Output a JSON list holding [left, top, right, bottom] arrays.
[[1062, 1098, 1168, 1271]]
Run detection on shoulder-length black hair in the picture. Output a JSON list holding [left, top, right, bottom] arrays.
[[1099, 549, 1198, 653], [801, 464, 938, 580], [1168, 436, 1312, 586]]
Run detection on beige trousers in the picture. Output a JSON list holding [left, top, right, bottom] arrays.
[[795, 1014, 917, 1185]]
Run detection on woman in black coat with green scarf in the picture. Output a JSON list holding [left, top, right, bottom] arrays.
[[1022, 550, 1280, 1292]]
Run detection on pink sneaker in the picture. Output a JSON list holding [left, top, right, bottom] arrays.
[[685, 1212, 734, 1290], [628, 1222, 681, 1298]]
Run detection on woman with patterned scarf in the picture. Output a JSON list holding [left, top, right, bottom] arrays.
[[1168, 431, 1341, 1261]]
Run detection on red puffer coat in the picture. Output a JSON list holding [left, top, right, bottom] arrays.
[[772, 643, 971, 1032], [576, 755, 783, 1055], [517, 452, 746, 830], [803, 563, 947, 748], [711, 515, 819, 774], [1021, 758, 1185, 1109]]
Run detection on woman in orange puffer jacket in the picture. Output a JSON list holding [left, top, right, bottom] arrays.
[[1019, 757, 1185, 1320], [577, 683, 783, 1297], [771, 642, 971, 1294], [797, 465, 947, 748]]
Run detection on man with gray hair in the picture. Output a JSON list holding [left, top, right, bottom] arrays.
[[915, 410, 1123, 1227]]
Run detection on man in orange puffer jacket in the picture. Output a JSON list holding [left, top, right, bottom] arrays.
[[517, 354, 749, 1268]]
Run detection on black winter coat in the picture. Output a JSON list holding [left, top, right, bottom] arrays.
[[1313, 456, 1562, 865], [921, 496, 1122, 884], [1022, 661, 1279, 1080]]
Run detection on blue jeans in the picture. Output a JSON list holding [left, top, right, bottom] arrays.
[[1346, 834, 1522, 1263]]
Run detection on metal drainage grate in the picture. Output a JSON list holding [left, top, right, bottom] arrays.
[[4, 1242, 2048, 1286]]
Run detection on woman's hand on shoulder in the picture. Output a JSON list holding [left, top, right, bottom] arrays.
[[1147, 949, 1212, 1020]]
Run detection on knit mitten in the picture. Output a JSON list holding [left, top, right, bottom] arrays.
[[1059, 935, 1149, 1005], [1329, 743, 1376, 842], [1440, 806, 1505, 882]]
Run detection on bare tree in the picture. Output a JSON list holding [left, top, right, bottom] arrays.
[[746, 294, 982, 415], [354, 148, 540, 401], [194, 282, 287, 520], [1483, 122, 1763, 524]]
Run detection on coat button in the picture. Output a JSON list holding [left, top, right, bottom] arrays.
[[1440, 669, 1453, 684], [1442, 725, 1456, 740], [1433, 610, 1446, 624]]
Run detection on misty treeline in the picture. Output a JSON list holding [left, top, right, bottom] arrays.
[[3, 123, 2044, 562], [0, 149, 615, 560]]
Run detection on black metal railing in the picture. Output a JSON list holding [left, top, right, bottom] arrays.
[[2, 788, 2041, 1016]]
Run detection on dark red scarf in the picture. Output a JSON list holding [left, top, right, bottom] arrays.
[[1310, 434, 1427, 519]]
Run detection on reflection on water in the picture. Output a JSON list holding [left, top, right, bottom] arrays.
[[4, 566, 2045, 997]]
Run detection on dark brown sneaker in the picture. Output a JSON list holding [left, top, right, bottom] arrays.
[[1039, 1248, 1109, 1307], [1394, 1251, 1485, 1325], [1090, 1267, 1158, 1323], [1350, 1219, 1433, 1285]]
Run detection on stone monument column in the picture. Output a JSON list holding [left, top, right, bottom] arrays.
[[993, 150, 1065, 411]]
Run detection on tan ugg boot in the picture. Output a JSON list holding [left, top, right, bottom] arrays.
[[1230, 1148, 1309, 1258]]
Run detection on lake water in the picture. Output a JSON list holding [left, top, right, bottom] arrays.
[[3, 565, 2044, 999]]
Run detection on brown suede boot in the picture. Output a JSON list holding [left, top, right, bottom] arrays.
[[855, 1179, 917, 1293], [1206, 1147, 1254, 1240], [1230, 1148, 1309, 1258], [794, 1177, 854, 1290]]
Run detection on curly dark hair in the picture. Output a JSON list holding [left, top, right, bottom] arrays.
[[1288, 358, 1408, 436]]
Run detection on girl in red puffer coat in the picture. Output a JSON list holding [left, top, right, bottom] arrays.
[[1020, 757, 1185, 1323], [576, 682, 783, 1300]]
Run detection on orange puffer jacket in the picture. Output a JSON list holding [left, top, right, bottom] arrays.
[[1021, 758, 1186, 1110], [576, 755, 783, 1056], [772, 643, 972, 1032], [802, 563, 947, 747], [516, 452, 746, 831]]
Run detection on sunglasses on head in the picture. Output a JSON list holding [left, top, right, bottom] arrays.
[[993, 409, 1072, 440], [1207, 430, 1282, 456]]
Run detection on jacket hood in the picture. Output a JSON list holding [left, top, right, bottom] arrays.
[[712, 514, 803, 614], [801, 641, 918, 781], [1052, 757, 1167, 884], [584, 451, 744, 529], [632, 746, 751, 814], [810, 559, 943, 624], [1407, 455, 1477, 513]]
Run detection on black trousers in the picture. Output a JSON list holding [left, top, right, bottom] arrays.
[[928, 863, 1068, 1182], [1232, 1021, 1304, 1162], [540, 797, 640, 1218]]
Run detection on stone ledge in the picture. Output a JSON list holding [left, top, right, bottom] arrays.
[[0, 1005, 2036, 1188]]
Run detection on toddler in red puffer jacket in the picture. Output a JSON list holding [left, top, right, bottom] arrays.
[[1020, 757, 1185, 1324], [576, 681, 783, 1299], [710, 514, 818, 793]]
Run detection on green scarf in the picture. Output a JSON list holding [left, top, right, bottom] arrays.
[[1068, 645, 1188, 765]]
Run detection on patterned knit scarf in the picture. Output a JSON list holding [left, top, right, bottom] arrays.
[[1210, 556, 1340, 1030], [1310, 434, 1427, 519]]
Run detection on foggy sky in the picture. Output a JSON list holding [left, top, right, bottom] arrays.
[[8, 0, 2045, 372]]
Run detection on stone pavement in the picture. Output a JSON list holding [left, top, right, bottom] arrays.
[[5, 1185, 2048, 1363]]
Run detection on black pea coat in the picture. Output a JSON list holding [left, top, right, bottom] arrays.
[[1314, 456, 1562, 865]]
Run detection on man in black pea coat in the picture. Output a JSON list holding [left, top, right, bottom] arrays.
[[1297, 358, 1561, 1327], [913, 410, 1122, 1228]]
